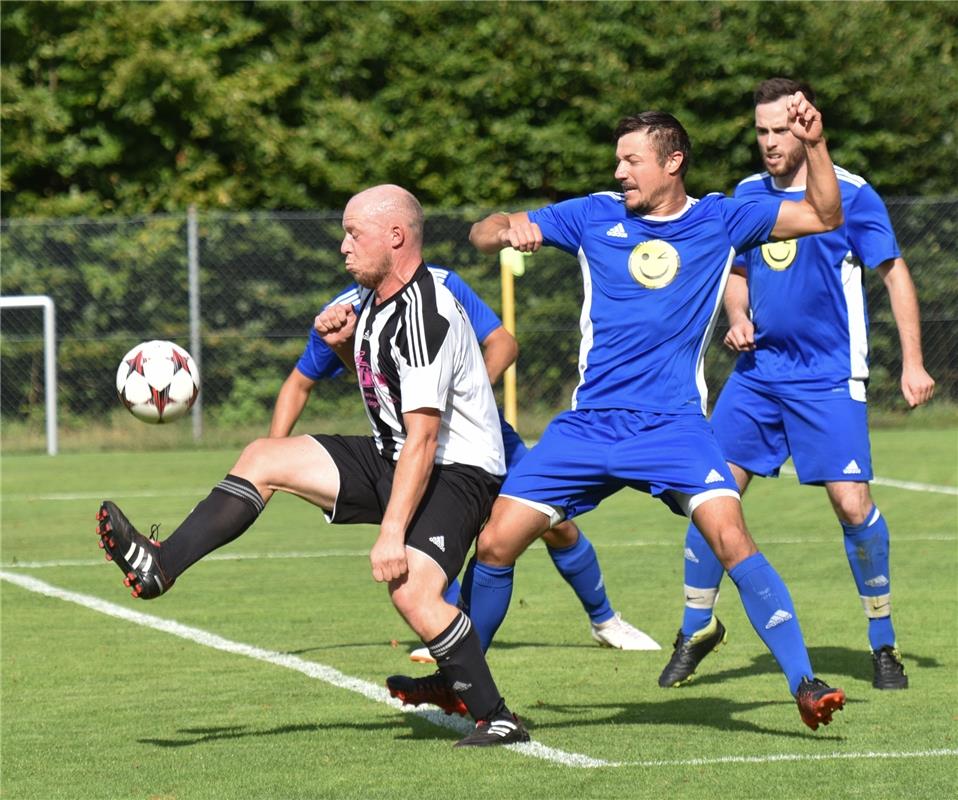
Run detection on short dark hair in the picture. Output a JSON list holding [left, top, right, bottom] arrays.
[[753, 77, 816, 107], [613, 111, 691, 178]]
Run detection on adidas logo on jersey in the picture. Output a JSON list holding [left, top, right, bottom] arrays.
[[605, 222, 627, 238], [684, 547, 700, 564], [429, 536, 445, 552], [842, 459, 862, 475], [704, 469, 725, 484], [452, 680, 472, 692], [765, 609, 793, 629], [865, 574, 889, 588]]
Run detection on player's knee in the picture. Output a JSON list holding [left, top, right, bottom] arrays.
[[542, 520, 579, 549], [232, 437, 273, 478], [827, 483, 873, 525], [475, 526, 518, 567]]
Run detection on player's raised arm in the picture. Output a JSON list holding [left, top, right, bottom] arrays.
[[770, 92, 843, 240], [469, 211, 543, 254]]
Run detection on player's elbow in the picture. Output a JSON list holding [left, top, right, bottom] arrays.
[[822, 204, 843, 231]]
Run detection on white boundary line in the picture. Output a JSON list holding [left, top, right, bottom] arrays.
[[0, 570, 609, 768], [777, 465, 957, 496], [4, 531, 956, 571], [4, 467, 956, 503], [2, 570, 956, 770]]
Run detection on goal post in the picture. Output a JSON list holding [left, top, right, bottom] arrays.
[[0, 294, 58, 455]]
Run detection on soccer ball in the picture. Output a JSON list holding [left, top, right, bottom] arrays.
[[116, 340, 200, 424]]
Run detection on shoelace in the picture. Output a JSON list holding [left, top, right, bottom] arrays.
[[149, 523, 161, 542]]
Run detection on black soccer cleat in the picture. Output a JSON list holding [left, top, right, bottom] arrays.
[[658, 617, 727, 687], [795, 676, 845, 731], [454, 714, 530, 748], [872, 645, 909, 690], [386, 671, 468, 717], [96, 501, 174, 599]]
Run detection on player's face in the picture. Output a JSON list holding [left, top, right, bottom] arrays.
[[614, 131, 674, 215], [755, 97, 806, 181], [341, 206, 392, 289]]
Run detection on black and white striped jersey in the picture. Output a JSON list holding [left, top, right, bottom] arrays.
[[352, 263, 505, 476]]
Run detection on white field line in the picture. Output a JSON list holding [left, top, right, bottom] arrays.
[[777, 465, 957, 496], [5, 467, 956, 503], [4, 531, 956, 571], [0, 570, 610, 768], [3, 571, 956, 770]]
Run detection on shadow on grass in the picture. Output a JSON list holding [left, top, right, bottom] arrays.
[[139, 719, 408, 748], [524, 695, 844, 740]]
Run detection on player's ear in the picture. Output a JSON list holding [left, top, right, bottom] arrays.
[[389, 224, 405, 249], [666, 151, 684, 177]]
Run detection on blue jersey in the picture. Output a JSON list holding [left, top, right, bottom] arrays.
[[528, 192, 779, 414], [296, 265, 503, 381], [731, 167, 900, 397]]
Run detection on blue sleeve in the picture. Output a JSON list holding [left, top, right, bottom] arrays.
[[293, 283, 364, 380], [442, 271, 503, 342], [717, 195, 780, 253], [528, 196, 592, 255], [844, 184, 900, 270]]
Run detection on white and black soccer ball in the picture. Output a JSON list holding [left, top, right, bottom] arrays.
[[115, 340, 200, 424]]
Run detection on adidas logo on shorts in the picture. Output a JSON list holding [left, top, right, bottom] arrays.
[[842, 459, 862, 475], [429, 535, 445, 552], [704, 469, 725, 484]]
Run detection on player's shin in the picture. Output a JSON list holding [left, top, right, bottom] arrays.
[[681, 523, 725, 636], [157, 474, 265, 579], [459, 556, 514, 652], [429, 611, 508, 722], [842, 506, 896, 650], [728, 552, 812, 695], [546, 529, 612, 623]]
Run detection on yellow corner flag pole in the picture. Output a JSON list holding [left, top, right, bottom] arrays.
[[499, 247, 526, 429]]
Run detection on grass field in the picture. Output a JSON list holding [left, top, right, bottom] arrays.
[[2, 428, 956, 799]]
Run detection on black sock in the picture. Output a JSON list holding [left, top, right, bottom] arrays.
[[157, 474, 265, 579], [428, 611, 507, 722]]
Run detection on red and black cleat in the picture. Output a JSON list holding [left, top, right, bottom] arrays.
[[96, 501, 174, 599], [386, 671, 468, 717], [795, 676, 846, 730]]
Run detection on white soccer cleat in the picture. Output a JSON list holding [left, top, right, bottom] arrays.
[[408, 646, 437, 664], [591, 612, 661, 651]]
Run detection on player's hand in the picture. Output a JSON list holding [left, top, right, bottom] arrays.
[[901, 365, 935, 408], [370, 525, 408, 583], [498, 219, 543, 253], [315, 304, 357, 348], [787, 91, 824, 145], [724, 318, 756, 352]]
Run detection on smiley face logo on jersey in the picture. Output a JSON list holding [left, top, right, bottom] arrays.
[[628, 239, 680, 289], [760, 239, 797, 271]]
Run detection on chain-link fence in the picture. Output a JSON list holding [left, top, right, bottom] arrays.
[[2, 199, 956, 453]]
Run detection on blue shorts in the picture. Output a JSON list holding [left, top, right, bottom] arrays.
[[711, 373, 873, 485], [499, 409, 740, 521]]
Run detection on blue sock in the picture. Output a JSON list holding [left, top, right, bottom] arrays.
[[547, 529, 613, 624], [442, 578, 462, 606], [729, 552, 812, 695], [681, 522, 725, 637], [842, 506, 896, 650], [459, 556, 514, 653]]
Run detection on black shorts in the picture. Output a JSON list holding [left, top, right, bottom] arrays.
[[311, 434, 503, 583]]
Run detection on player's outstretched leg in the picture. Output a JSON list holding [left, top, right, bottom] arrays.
[[96, 474, 265, 599], [96, 501, 174, 599], [658, 616, 727, 688]]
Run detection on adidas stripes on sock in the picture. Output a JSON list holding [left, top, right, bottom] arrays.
[[428, 611, 506, 722], [157, 474, 264, 579], [729, 552, 812, 695], [842, 505, 896, 651]]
